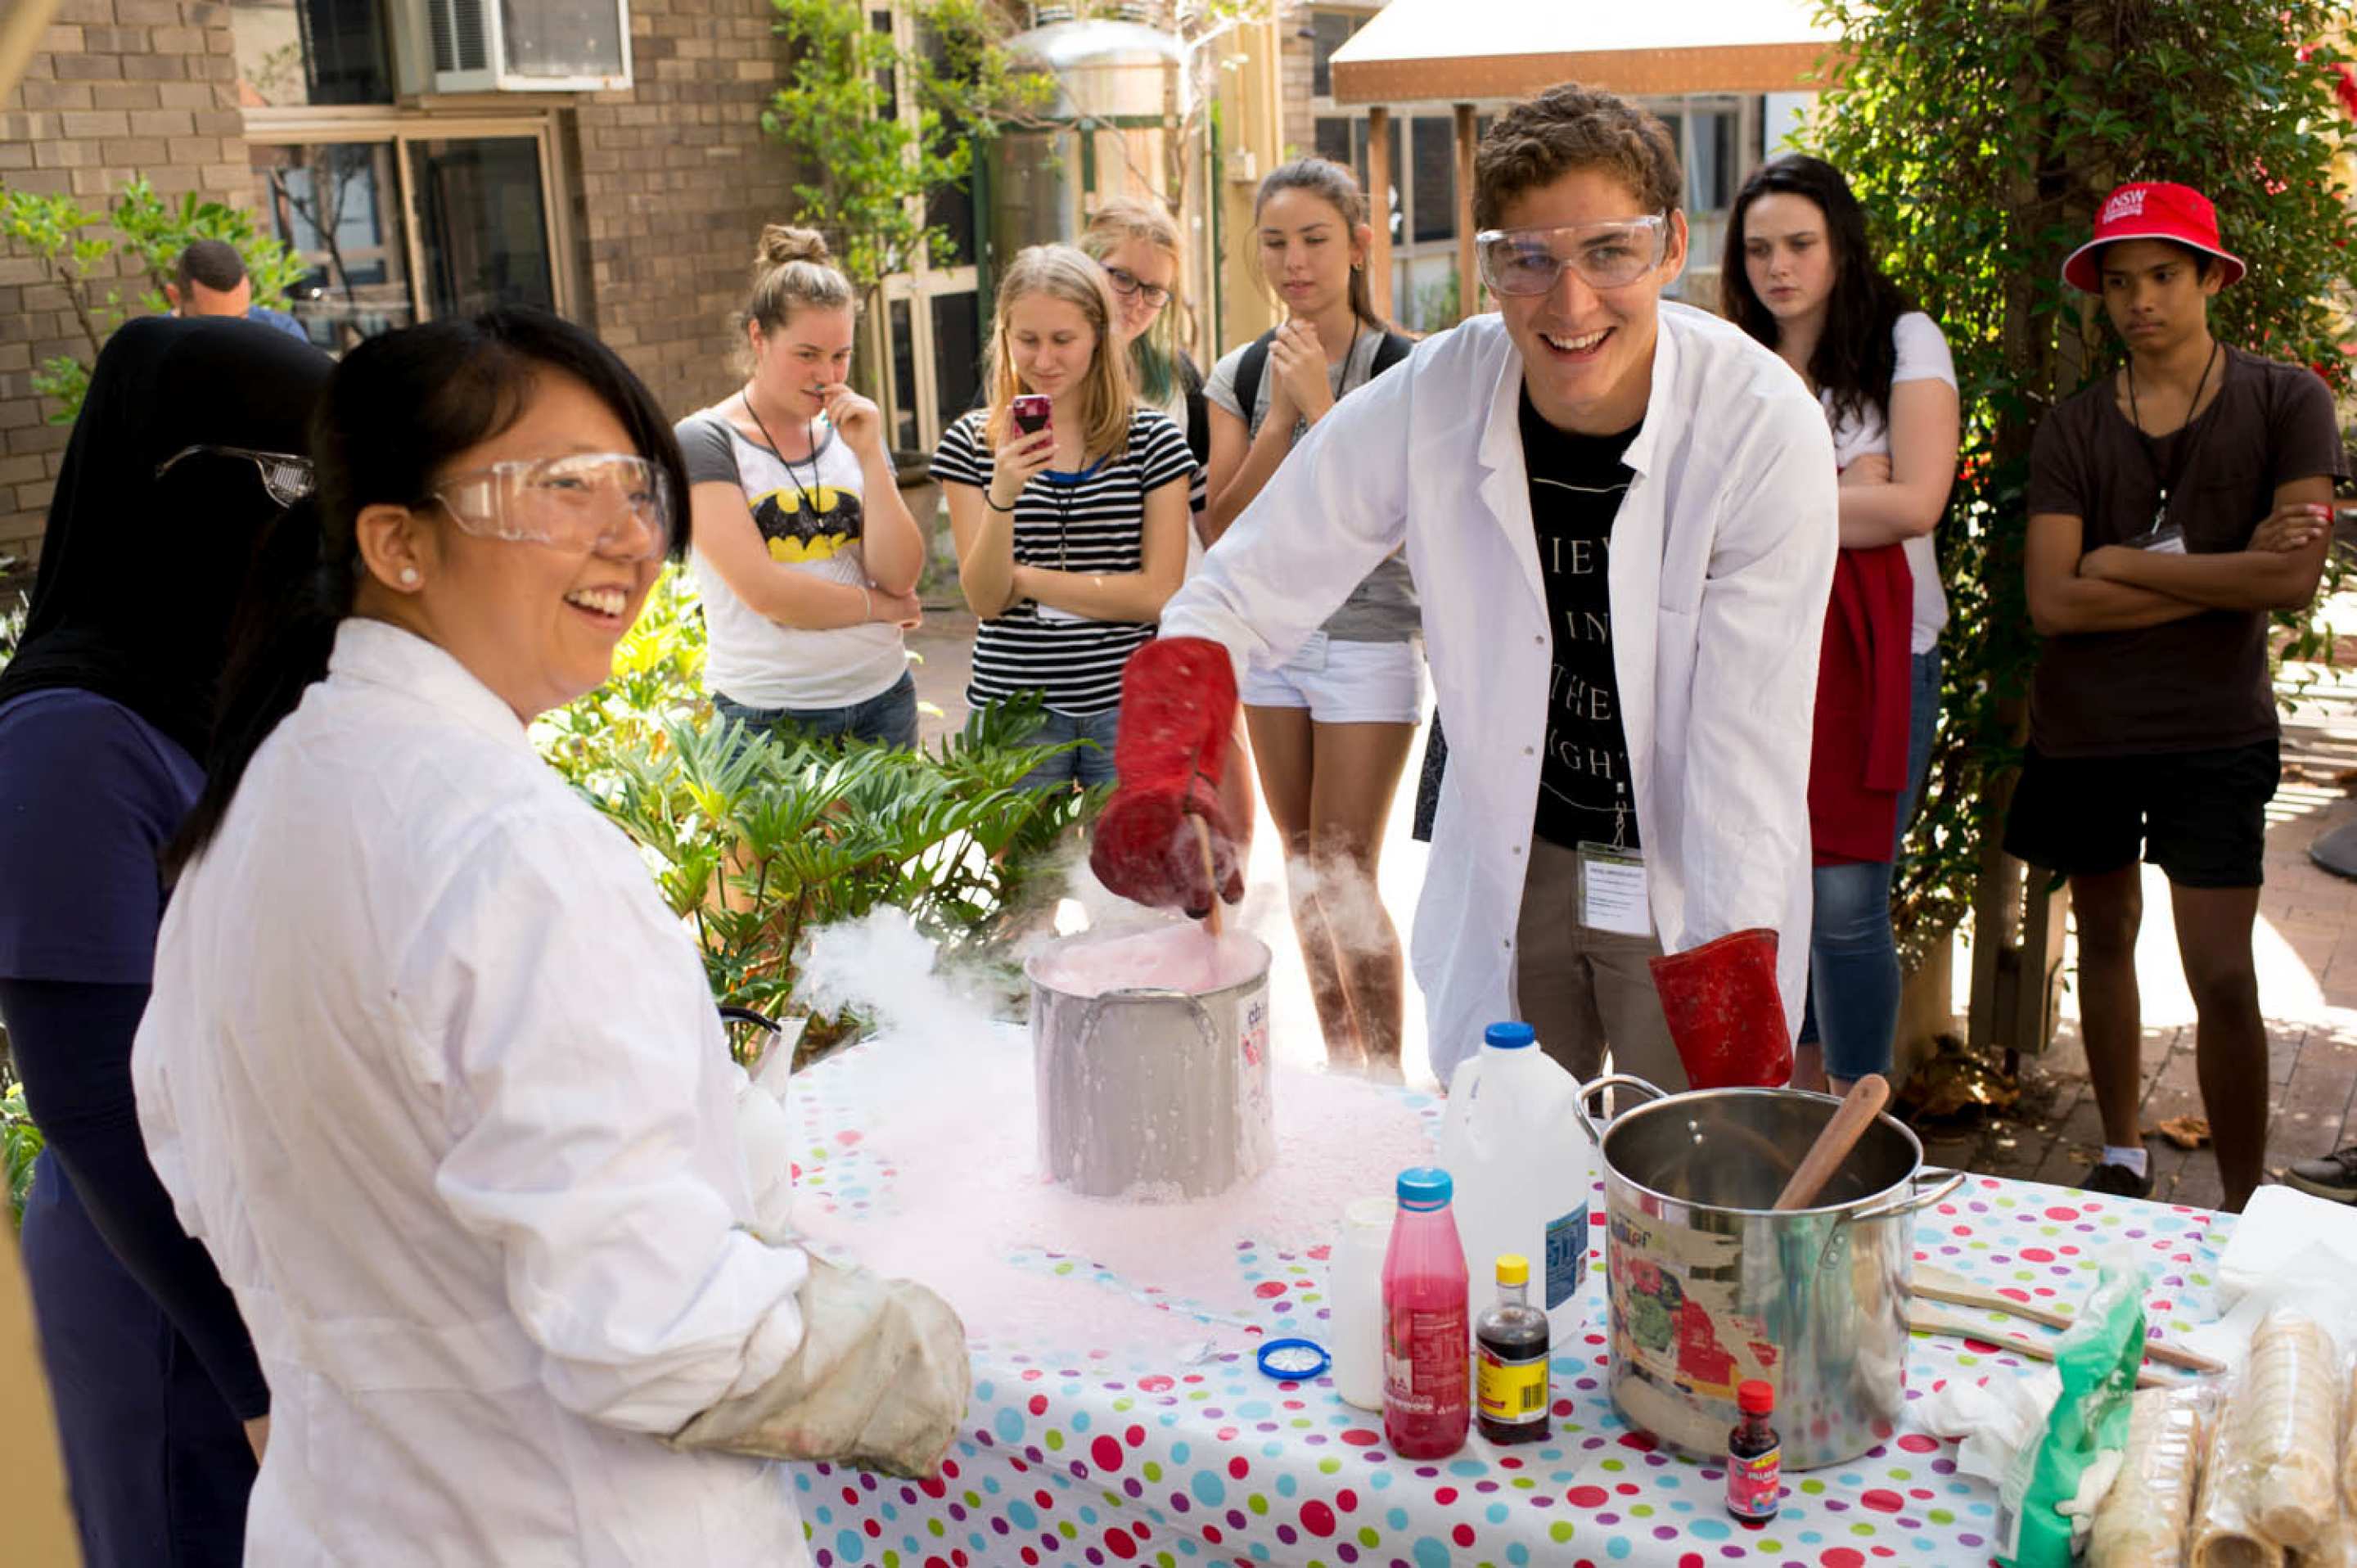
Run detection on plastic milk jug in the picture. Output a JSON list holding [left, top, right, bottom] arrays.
[[1438, 1021, 1595, 1340]]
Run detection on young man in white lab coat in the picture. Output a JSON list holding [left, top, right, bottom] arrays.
[[1093, 83, 1836, 1088]]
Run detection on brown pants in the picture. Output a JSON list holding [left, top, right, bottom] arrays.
[[1512, 836, 1688, 1091]]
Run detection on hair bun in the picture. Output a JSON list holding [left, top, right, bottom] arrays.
[[758, 224, 831, 268]]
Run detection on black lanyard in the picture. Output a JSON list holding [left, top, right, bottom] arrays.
[[1034, 453, 1106, 570], [739, 389, 824, 517], [2125, 341, 2220, 534]]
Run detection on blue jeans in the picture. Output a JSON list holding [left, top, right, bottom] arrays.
[[713, 669, 919, 752], [994, 704, 1120, 791], [1893, 647, 1940, 859], [1799, 858, 1902, 1080], [1799, 649, 1936, 1078]]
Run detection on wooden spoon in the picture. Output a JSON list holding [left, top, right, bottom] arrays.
[[1910, 1264, 2225, 1373], [1773, 1074, 1891, 1211], [1189, 816, 1222, 938]]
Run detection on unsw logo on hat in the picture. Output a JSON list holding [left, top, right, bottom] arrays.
[[2061, 181, 2247, 294]]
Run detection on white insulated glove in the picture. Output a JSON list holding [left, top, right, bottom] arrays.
[[667, 1255, 970, 1479]]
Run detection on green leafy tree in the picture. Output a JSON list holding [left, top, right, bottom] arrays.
[[1809, 0, 2355, 970], [0, 175, 306, 423], [761, 0, 1054, 297]]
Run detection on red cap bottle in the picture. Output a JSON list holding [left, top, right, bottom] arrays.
[[1726, 1381, 1781, 1521]]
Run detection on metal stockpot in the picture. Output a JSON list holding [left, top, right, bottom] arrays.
[[1576, 1075, 1963, 1470], [1026, 935, 1273, 1201]]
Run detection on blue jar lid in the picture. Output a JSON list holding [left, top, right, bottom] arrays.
[[1485, 1021, 1536, 1051], [1255, 1337, 1332, 1381], [1397, 1166, 1453, 1210]]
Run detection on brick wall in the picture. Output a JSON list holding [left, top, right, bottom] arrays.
[[1279, 8, 1314, 160], [0, 0, 250, 567], [572, 0, 804, 430]]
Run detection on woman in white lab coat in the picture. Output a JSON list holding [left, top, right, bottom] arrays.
[[133, 309, 964, 1565]]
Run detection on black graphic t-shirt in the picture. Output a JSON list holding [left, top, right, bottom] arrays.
[[1521, 390, 1643, 852]]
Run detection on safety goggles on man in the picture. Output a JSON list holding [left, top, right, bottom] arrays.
[[1475, 214, 1672, 297], [427, 452, 674, 560], [155, 444, 316, 507]]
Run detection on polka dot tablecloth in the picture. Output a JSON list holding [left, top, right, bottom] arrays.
[[778, 1046, 2233, 1568]]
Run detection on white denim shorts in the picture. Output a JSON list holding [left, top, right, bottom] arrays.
[[1239, 633, 1425, 726]]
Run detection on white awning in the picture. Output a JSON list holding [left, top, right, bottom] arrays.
[[1327, 0, 1837, 104]]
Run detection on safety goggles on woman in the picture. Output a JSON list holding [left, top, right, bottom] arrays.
[[1475, 214, 1671, 297], [427, 452, 674, 560]]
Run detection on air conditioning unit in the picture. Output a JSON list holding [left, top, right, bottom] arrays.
[[421, 0, 633, 93]]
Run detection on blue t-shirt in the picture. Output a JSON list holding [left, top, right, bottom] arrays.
[[246, 304, 310, 344], [0, 687, 205, 982]]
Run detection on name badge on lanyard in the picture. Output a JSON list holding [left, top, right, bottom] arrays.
[[1577, 842, 1651, 936]]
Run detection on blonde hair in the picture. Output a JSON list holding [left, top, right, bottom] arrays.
[[732, 224, 857, 376], [985, 244, 1132, 462], [1078, 196, 1188, 404]]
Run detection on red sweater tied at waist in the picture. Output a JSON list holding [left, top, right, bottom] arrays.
[[1809, 543, 1913, 866]]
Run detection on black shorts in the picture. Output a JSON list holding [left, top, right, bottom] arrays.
[[2001, 739, 2278, 889]]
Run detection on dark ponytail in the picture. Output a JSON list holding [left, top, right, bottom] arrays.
[[164, 307, 690, 881], [164, 493, 356, 881]]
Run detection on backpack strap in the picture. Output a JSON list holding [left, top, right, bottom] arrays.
[[1178, 351, 1210, 473], [1237, 325, 1413, 428], [1229, 328, 1280, 431]]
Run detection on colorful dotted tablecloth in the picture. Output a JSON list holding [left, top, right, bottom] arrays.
[[778, 1043, 2232, 1568]]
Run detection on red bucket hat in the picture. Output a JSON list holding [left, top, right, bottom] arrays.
[[2061, 181, 2247, 294]]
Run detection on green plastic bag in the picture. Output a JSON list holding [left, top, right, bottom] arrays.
[[1997, 1258, 2147, 1568]]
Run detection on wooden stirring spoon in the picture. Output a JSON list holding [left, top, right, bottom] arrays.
[[1189, 816, 1223, 938], [1773, 1075, 1892, 1211]]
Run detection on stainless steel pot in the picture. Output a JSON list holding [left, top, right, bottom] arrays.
[[1027, 935, 1273, 1201], [1576, 1074, 1963, 1470]]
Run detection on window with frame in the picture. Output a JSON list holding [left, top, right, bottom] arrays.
[[236, 0, 570, 349], [1309, 11, 1363, 100]]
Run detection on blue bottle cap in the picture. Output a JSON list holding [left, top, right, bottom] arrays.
[[1255, 1337, 1332, 1381], [1485, 1021, 1536, 1051], [1396, 1166, 1453, 1211]]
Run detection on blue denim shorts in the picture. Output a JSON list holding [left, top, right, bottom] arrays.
[[713, 669, 919, 753], [975, 703, 1120, 791]]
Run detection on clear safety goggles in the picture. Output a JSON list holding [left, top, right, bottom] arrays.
[[1475, 214, 1671, 297], [427, 452, 674, 560], [155, 444, 316, 507]]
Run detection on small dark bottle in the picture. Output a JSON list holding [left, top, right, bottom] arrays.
[[1473, 1253, 1551, 1445], [1725, 1379, 1782, 1522]]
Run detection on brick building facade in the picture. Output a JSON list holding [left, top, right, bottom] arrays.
[[1, 0, 255, 565], [0, 0, 809, 570]]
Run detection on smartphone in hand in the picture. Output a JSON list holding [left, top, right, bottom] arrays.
[[1012, 394, 1052, 436]]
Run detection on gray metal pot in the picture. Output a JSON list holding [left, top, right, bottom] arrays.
[[1576, 1074, 1963, 1470], [1027, 935, 1273, 1201]]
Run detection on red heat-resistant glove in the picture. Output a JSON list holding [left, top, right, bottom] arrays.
[[1089, 637, 1245, 918], [1647, 928, 1793, 1090]]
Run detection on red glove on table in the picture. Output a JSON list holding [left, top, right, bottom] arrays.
[[1647, 928, 1793, 1090], [1089, 638, 1246, 918]]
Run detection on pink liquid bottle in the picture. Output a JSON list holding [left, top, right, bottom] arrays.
[[1381, 1166, 1471, 1458]]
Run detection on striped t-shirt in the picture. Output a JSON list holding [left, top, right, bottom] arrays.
[[931, 407, 1196, 715]]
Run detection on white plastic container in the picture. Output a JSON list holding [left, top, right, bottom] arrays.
[[1438, 1021, 1596, 1341], [1327, 1195, 1394, 1410]]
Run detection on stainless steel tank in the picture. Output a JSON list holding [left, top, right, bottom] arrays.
[[989, 16, 1182, 257]]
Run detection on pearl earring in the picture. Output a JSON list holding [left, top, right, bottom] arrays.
[[399, 567, 421, 586]]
